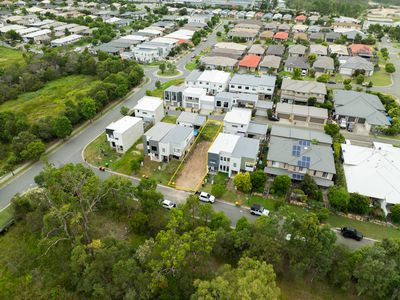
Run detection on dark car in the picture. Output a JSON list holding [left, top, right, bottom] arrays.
[[268, 114, 280, 121], [341, 227, 363, 241], [328, 80, 336, 84]]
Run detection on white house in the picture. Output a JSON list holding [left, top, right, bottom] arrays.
[[223, 107, 268, 139], [186, 70, 231, 95], [132, 44, 160, 63], [50, 34, 82, 47], [132, 96, 164, 124], [189, 14, 211, 24], [105, 116, 144, 153]]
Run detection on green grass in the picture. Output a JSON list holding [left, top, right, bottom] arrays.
[[326, 214, 400, 240], [84, 134, 144, 175], [0, 46, 24, 69], [199, 121, 222, 142], [0, 75, 99, 121], [161, 115, 177, 124], [157, 69, 180, 77], [139, 158, 181, 185], [185, 60, 198, 71], [147, 78, 185, 98], [0, 206, 13, 230], [370, 70, 392, 86]]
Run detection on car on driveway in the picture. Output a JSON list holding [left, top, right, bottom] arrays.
[[341, 227, 363, 241], [268, 114, 280, 121], [339, 118, 347, 129], [198, 192, 215, 203], [162, 199, 177, 210], [250, 204, 270, 216]]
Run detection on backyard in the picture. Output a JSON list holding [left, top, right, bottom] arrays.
[[0, 46, 24, 69], [0, 75, 99, 121]]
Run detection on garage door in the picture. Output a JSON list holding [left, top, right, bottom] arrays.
[[310, 117, 325, 124], [201, 102, 214, 110], [278, 113, 290, 119], [294, 115, 307, 122]]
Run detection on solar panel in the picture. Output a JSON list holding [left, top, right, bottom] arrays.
[[292, 145, 301, 157], [299, 140, 310, 147]]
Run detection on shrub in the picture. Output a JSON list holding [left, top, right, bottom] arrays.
[[131, 155, 144, 173], [212, 183, 226, 198], [343, 79, 351, 85], [328, 186, 349, 212], [234, 172, 252, 193], [250, 170, 267, 193], [385, 63, 396, 73], [344, 84, 352, 90], [271, 175, 291, 197], [370, 207, 385, 221], [348, 193, 370, 215], [390, 204, 400, 223]]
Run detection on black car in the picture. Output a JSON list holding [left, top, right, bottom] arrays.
[[341, 227, 363, 241], [268, 114, 280, 121], [328, 80, 336, 84]]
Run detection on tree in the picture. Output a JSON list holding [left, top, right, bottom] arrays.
[[307, 97, 317, 106], [300, 174, 322, 201], [155, 80, 161, 89], [211, 183, 226, 198], [233, 172, 252, 193], [80, 97, 97, 120], [344, 84, 352, 90], [328, 186, 349, 212], [308, 53, 317, 66], [356, 74, 365, 84], [21, 140, 45, 161], [120, 106, 129, 116], [250, 170, 267, 192], [385, 63, 396, 73], [324, 123, 340, 137], [271, 175, 291, 197], [317, 74, 329, 83], [134, 179, 163, 215], [292, 68, 302, 79], [348, 193, 370, 215], [52, 116, 73, 139], [192, 257, 280, 300], [159, 62, 166, 74], [390, 204, 400, 223]]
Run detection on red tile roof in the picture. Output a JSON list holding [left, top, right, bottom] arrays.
[[274, 32, 289, 40], [348, 44, 372, 54], [239, 54, 262, 68], [295, 15, 307, 21]]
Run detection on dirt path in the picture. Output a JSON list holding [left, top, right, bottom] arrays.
[[175, 141, 211, 190]]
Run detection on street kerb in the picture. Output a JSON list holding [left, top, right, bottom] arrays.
[[168, 120, 222, 192]]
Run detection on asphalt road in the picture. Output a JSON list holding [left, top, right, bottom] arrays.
[[0, 22, 377, 250]]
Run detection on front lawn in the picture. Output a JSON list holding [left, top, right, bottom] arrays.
[[147, 78, 185, 98], [0, 75, 99, 121], [185, 60, 198, 71], [0, 46, 24, 69], [370, 70, 392, 86], [157, 69, 180, 77], [161, 114, 177, 124]]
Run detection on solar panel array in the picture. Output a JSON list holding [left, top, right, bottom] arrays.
[[292, 145, 301, 157], [299, 140, 310, 147], [297, 156, 311, 168], [292, 174, 303, 180]]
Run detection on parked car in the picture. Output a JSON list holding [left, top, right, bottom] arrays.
[[250, 204, 270, 216], [268, 114, 280, 121], [328, 80, 336, 84], [341, 227, 363, 241], [347, 122, 354, 132], [162, 199, 177, 210], [198, 192, 215, 203], [339, 118, 347, 129], [301, 70, 307, 76]]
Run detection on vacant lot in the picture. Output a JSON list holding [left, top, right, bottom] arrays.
[[0, 46, 24, 69], [0, 75, 99, 121], [147, 78, 184, 98]]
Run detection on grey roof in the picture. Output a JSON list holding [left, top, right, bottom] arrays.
[[201, 56, 238, 67], [340, 56, 374, 71], [186, 70, 202, 82], [232, 137, 260, 159], [165, 85, 186, 93], [216, 91, 259, 103], [314, 56, 334, 70], [177, 112, 206, 127], [161, 125, 193, 144], [267, 136, 336, 174], [310, 32, 324, 40], [248, 44, 266, 55], [259, 55, 281, 69], [325, 31, 342, 40], [230, 74, 276, 87], [266, 45, 285, 56], [309, 44, 328, 56], [248, 122, 268, 135], [288, 44, 307, 55], [264, 167, 334, 187], [144, 122, 176, 142], [209, 48, 244, 59], [333, 90, 390, 126], [344, 30, 366, 40], [281, 78, 327, 95], [284, 57, 308, 69], [256, 100, 273, 110], [270, 125, 332, 144]]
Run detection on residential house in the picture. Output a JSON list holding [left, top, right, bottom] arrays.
[[176, 112, 206, 129], [280, 78, 327, 104], [143, 122, 194, 162], [185, 70, 231, 95], [105, 116, 144, 153], [228, 28, 259, 42], [200, 56, 238, 71], [276, 103, 328, 126], [229, 73, 276, 100], [22, 29, 51, 43], [182, 87, 214, 110], [189, 14, 211, 24], [247, 44, 266, 56], [283, 14, 292, 22], [164, 85, 186, 107], [284, 57, 308, 73], [264, 22, 279, 32], [348, 44, 373, 59], [313, 56, 335, 73], [292, 24, 308, 33], [265, 45, 285, 56], [310, 32, 325, 42], [328, 44, 349, 59], [341, 141, 400, 215], [309, 44, 328, 56], [132, 96, 164, 124], [333, 22, 361, 31], [132, 43, 162, 63], [265, 125, 335, 187], [288, 44, 307, 57], [274, 31, 289, 42], [214, 92, 260, 110], [325, 31, 342, 43], [259, 55, 281, 73], [295, 15, 307, 23], [333, 90, 390, 132], [260, 30, 275, 40], [238, 54, 262, 72], [208, 133, 260, 177], [278, 23, 291, 32], [308, 24, 321, 32], [339, 56, 374, 76], [293, 32, 308, 41]]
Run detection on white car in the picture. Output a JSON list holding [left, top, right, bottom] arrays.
[[339, 118, 347, 129], [161, 199, 176, 210], [250, 204, 270, 216], [198, 192, 215, 203]]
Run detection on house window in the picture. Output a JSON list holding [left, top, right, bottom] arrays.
[[272, 161, 279, 167], [233, 163, 237, 167], [216, 101, 221, 107], [245, 86, 249, 90], [223, 102, 229, 108], [322, 172, 328, 178], [162, 148, 165, 153]]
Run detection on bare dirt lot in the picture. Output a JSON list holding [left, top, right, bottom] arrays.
[[174, 141, 212, 190]]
